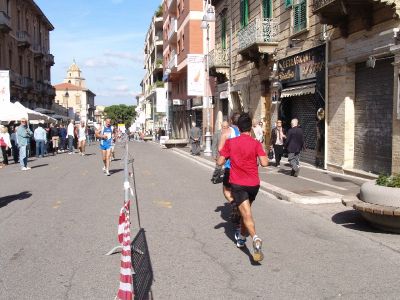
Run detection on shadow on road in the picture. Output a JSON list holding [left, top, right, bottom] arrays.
[[83, 153, 95, 156], [0, 191, 32, 208], [31, 164, 49, 169], [214, 203, 261, 265], [331, 210, 381, 233], [110, 168, 123, 175], [329, 175, 363, 186]]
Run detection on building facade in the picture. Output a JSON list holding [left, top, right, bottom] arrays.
[[53, 62, 96, 123], [162, 0, 214, 139], [314, 0, 400, 176], [141, 12, 167, 136], [0, 0, 55, 109]]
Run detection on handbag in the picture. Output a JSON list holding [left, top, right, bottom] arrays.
[[268, 149, 274, 160], [0, 137, 6, 147]]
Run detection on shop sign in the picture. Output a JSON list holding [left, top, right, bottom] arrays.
[[187, 54, 205, 96], [0, 70, 10, 103], [278, 46, 325, 84]]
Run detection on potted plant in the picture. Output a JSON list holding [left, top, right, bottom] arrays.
[[360, 174, 400, 207]]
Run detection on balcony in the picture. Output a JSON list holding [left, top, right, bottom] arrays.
[[168, 50, 177, 70], [16, 31, 31, 48], [46, 84, 56, 97], [44, 53, 55, 66], [313, 0, 379, 37], [209, 46, 229, 81], [167, 0, 177, 13], [0, 11, 11, 33], [10, 71, 23, 88], [21, 77, 33, 90], [237, 18, 279, 64], [32, 44, 44, 58], [34, 81, 44, 93], [168, 18, 177, 42]]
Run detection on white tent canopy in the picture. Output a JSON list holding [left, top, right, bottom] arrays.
[[0, 101, 56, 123], [0, 101, 28, 122]]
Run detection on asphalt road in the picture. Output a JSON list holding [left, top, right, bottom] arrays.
[[1, 141, 400, 299]]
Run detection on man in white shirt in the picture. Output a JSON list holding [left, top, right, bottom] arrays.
[[67, 120, 75, 154]]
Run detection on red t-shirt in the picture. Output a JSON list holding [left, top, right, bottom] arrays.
[[219, 134, 266, 186]]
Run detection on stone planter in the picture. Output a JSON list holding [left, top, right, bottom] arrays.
[[164, 139, 188, 149], [355, 181, 400, 233], [360, 181, 400, 207]]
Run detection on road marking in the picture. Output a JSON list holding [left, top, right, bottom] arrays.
[[53, 201, 62, 209], [154, 200, 172, 208], [297, 175, 347, 191], [317, 190, 344, 197]]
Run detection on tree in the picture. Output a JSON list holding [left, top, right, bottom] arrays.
[[104, 104, 136, 127]]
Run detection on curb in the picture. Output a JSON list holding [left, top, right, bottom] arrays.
[[171, 147, 342, 205]]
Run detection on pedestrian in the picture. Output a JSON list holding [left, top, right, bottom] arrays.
[[270, 119, 286, 167], [59, 124, 67, 152], [67, 120, 75, 154], [218, 113, 241, 226], [285, 118, 304, 177], [96, 118, 114, 176], [218, 113, 268, 262], [10, 126, 19, 163], [110, 126, 117, 161], [0, 125, 11, 166], [77, 122, 87, 156], [251, 119, 264, 143], [189, 122, 201, 156], [50, 123, 60, 155], [17, 118, 33, 171], [34, 124, 47, 158], [211, 120, 229, 183]]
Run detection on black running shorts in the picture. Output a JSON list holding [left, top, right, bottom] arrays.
[[223, 168, 231, 188], [231, 184, 260, 206]]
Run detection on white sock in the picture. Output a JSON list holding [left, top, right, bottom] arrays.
[[253, 235, 259, 241]]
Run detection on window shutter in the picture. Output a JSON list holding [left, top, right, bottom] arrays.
[[221, 16, 226, 49], [293, 0, 306, 33], [263, 0, 272, 18], [285, 0, 292, 9], [244, 0, 249, 26], [240, 0, 244, 28]]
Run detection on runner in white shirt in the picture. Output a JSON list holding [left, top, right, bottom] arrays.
[[78, 122, 87, 156]]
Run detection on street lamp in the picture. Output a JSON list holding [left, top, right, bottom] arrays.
[[201, 0, 215, 157], [164, 68, 171, 137]]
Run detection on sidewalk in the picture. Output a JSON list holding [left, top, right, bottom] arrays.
[[166, 144, 368, 205]]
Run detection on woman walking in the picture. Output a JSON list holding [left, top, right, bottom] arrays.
[[78, 122, 87, 156], [0, 125, 12, 166]]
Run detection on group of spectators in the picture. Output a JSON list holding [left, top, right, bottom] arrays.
[[0, 118, 96, 170]]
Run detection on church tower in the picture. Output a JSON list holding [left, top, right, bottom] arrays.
[[64, 60, 86, 88]]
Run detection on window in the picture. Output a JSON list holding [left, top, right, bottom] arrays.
[[221, 15, 227, 49], [284, 0, 292, 9], [240, 0, 249, 28], [263, 0, 272, 18], [293, 0, 307, 33]]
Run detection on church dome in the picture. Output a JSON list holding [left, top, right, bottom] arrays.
[[68, 61, 81, 72]]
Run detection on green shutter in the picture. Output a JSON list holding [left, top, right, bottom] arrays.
[[244, 0, 249, 26], [240, 0, 249, 28], [263, 0, 272, 18], [221, 16, 226, 50], [285, 0, 292, 9], [293, 0, 306, 33]]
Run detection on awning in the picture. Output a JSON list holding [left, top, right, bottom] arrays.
[[280, 84, 316, 98]]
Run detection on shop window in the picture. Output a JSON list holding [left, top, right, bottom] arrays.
[[221, 15, 227, 50], [293, 0, 307, 34], [240, 0, 249, 28], [263, 0, 272, 18]]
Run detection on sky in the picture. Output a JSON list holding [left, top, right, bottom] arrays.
[[35, 0, 162, 106]]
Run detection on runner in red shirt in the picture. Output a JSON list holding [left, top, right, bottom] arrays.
[[217, 113, 268, 262]]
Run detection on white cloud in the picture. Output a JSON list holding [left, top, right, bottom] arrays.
[[104, 50, 143, 63], [83, 57, 118, 68], [111, 76, 126, 82]]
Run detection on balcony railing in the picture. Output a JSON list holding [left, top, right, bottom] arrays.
[[16, 31, 31, 47], [0, 10, 11, 33], [34, 81, 44, 93], [313, 0, 336, 12], [168, 50, 177, 69], [21, 77, 33, 89], [209, 47, 229, 69], [237, 17, 279, 53], [168, 18, 177, 41]]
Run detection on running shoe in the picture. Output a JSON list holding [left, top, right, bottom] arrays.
[[234, 231, 246, 248], [252, 237, 264, 262], [105, 169, 110, 176], [102, 166, 106, 173]]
